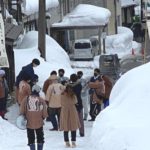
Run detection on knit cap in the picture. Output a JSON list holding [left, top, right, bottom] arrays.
[[32, 85, 41, 93]]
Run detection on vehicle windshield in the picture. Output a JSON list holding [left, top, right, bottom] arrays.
[[75, 42, 91, 49]]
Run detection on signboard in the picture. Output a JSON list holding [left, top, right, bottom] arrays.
[[0, 13, 9, 68]]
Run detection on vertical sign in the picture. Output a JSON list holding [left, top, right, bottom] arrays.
[[0, 13, 9, 68]]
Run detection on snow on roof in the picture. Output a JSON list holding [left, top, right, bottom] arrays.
[[52, 4, 111, 28], [121, 0, 139, 7], [22, 0, 59, 15]]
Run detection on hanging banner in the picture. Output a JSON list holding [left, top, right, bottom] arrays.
[[0, 13, 9, 68]]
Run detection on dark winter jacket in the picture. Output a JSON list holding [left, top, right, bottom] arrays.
[[15, 63, 35, 87], [70, 81, 83, 112]]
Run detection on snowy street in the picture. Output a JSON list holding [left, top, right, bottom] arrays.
[[2, 0, 150, 150], [3, 102, 93, 150]]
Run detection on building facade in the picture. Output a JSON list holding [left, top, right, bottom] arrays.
[[52, 0, 122, 52]]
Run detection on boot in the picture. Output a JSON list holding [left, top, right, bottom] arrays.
[[65, 141, 70, 148], [29, 144, 35, 150], [71, 141, 76, 148], [37, 143, 43, 150]]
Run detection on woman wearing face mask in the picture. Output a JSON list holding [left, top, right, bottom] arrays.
[[88, 68, 102, 121]]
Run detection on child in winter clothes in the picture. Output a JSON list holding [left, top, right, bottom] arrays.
[[60, 84, 81, 148], [20, 85, 48, 150]]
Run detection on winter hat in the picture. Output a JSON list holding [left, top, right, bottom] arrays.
[[32, 85, 41, 93], [0, 69, 5, 77]]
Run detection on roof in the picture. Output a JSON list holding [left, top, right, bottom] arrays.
[[121, 0, 138, 8], [51, 4, 110, 30], [5, 23, 23, 45]]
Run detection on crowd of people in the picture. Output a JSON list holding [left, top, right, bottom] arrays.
[[0, 58, 113, 150]]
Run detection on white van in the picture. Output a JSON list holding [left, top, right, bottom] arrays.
[[73, 39, 94, 60]]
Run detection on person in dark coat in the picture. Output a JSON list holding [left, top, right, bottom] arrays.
[[15, 59, 40, 102], [69, 74, 84, 137], [15, 59, 40, 87], [88, 68, 102, 121]]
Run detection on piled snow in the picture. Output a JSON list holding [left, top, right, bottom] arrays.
[[0, 117, 27, 150], [91, 62, 150, 150], [14, 31, 74, 87], [22, 0, 59, 15], [132, 41, 142, 54], [105, 26, 134, 58], [121, 0, 139, 7], [52, 4, 111, 27], [134, 5, 141, 15]]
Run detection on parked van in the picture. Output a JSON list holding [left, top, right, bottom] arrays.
[[73, 39, 94, 60]]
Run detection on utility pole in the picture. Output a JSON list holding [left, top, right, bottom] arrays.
[[38, 0, 46, 59], [141, 0, 143, 21], [114, 0, 117, 34], [16, 0, 22, 24]]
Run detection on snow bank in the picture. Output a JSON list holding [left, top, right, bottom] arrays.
[[121, 0, 139, 7], [105, 26, 134, 58], [22, 0, 59, 15], [0, 117, 27, 150], [14, 31, 74, 87], [52, 4, 111, 27], [91, 62, 150, 150]]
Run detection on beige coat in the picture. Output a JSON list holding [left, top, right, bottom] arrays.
[[46, 83, 64, 108], [18, 80, 31, 105], [20, 95, 48, 129], [59, 93, 81, 131]]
